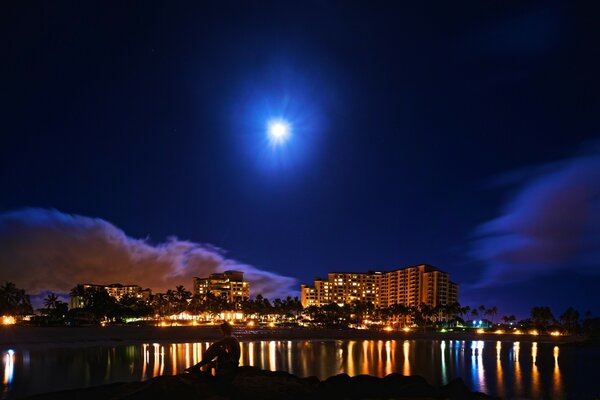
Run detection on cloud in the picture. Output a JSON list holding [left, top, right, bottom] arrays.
[[0, 208, 297, 300], [471, 141, 600, 286]]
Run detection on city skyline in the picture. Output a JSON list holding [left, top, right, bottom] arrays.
[[2, 2, 600, 319]]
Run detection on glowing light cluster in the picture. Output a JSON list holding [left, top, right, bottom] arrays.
[[1, 316, 16, 325]]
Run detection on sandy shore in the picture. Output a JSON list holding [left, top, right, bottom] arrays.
[[0, 325, 584, 349]]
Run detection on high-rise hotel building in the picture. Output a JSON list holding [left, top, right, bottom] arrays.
[[301, 264, 458, 309], [193, 270, 250, 303]]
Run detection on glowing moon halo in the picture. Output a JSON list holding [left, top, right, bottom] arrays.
[[267, 118, 292, 146]]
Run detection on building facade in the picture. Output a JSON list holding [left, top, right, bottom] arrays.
[[69, 283, 152, 308], [193, 270, 250, 303], [301, 264, 458, 309]]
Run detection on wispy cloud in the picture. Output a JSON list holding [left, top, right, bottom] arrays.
[[471, 141, 600, 286], [0, 208, 297, 299]]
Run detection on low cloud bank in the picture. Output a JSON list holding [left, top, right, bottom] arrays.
[[471, 141, 600, 286], [0, 208, 297, 299]]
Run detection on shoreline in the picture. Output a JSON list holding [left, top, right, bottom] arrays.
[[0, 325, 587, 349]]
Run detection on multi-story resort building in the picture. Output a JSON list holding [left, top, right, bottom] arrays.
[[301, 264, 458, 309], [193, 270, 250, 304], [69, 283, 152, 308]]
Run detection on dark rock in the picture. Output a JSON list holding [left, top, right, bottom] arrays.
[[22, 368, 498, 400], [441, 378, 500, 400]]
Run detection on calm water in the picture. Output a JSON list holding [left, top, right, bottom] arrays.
[[2, 339, 599, 399]]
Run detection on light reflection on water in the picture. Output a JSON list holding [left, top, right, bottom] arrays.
[[2, 339, 596, 399], [2, 350, 14, 399]]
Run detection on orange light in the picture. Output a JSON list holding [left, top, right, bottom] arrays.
[[247, 321, 255, 327], [550, 331, 561, 336], [384, 326, 393, 332], [529, 330, 539, 336], [268, 322, 275, 328], [1, 316, 16, 325], [476, 328, 485, 334], [402, 327, 411, 332], [494, 329, 505, 334]]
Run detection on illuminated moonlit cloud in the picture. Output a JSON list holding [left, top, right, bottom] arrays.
[[267, 118, 292, 147], [471, 141, 600, 286], [0, 208, 297, 299]]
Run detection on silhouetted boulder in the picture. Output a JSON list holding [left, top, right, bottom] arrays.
[[23, 367, 498, 400]]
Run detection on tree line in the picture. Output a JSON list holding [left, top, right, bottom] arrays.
[[1, 281, 597, 337]]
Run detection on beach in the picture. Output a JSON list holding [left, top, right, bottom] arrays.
[[0, 325, 583, 349]]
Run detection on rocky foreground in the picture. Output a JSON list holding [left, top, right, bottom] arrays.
[[25, 366, 497, 400]]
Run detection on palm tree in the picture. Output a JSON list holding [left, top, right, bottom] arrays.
[[501, 315, 516, 325], [390, 303, 410, 327], [44, 293, 60, 310], [559, 306, 580, 334], [0, 281, 33, 315], [531, 306, 555, 332], [458, 305, 471, 322], [444, 302, 461, 325], [173, 285, 192, 313], [286, 296, 303, 320], [485, 306, 498, 324]]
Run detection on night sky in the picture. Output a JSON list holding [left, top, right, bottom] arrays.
[[1, 1, 599, 318]]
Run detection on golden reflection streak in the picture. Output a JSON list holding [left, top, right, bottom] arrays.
[[513, 342, 521, 396], [185, 343, 190, 369], [260, 342, 266, 368], [362, 341, 369, 375], [553, 346, 562, 396], [159, 346, 165, 375], [3, 350, 15, 385], [269, 341, 276, 371], [402, 340, 410, 376], [299, 341, 309, 377], [159, 346, 165, 376], [385, 341, 392, 376], [192, 343, 199, 366], [142, 344, 148, 379], [153, 344, 161, 377], [347, 340, 356, 376], [531, 342, 539, 398], [171, 344, 177, 375], [239, 342, 245, 366], [495, 342, 503, 399], [249, 342, 254, 367], [287, 341, 292, 372], [377, 341, 384, 376]]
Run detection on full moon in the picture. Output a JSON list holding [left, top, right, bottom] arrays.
[[267, 118, 292, 146]]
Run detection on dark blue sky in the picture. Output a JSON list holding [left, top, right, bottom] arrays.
[[2, 1, 599, 318]]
